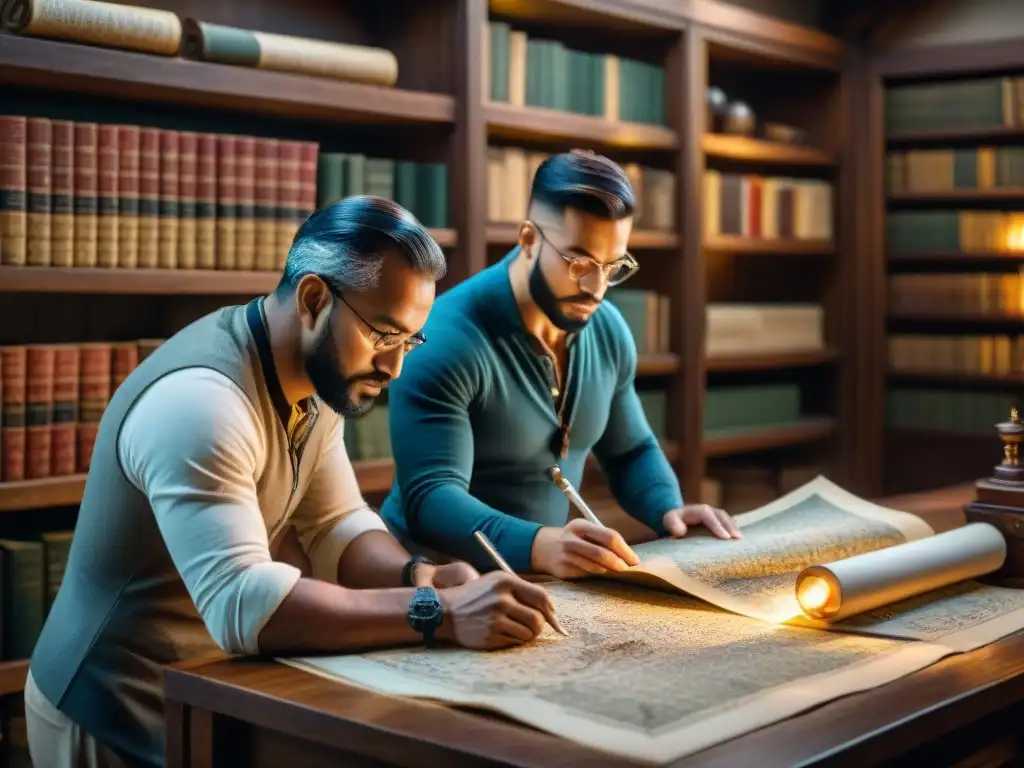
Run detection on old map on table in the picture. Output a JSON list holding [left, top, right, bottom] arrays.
[[281, 477, 1024, 763], [614, 476, 1024, 649]]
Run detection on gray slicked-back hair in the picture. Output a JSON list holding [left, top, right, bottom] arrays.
[[277, 195, 447, 295]]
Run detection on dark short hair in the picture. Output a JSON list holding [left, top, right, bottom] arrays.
[[278, 195, 447, 294], [529, 150, 635, 220]]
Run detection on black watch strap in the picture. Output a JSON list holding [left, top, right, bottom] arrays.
[[401, 555, 434, 587]]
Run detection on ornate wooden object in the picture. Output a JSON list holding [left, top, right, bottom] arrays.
[[964, 407, 1024, 585]]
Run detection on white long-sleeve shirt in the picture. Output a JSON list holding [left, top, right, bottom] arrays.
[[117, 366, 387, 655]]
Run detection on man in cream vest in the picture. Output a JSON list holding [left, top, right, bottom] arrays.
[[26, 196, 557, 768]]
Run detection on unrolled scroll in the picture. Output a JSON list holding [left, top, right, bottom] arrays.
[[795, 522, 1007, 623], [181, 20, 399, 88], [1, 0, 182, 56]]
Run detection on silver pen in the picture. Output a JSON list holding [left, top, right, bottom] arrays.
[[473, 531, 569, 637], [549, 465, 604, 527]]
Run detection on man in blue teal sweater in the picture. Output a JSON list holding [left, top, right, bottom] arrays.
[[381, 151, 740, 578]]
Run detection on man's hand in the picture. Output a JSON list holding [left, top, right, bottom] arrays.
[[437, 571, 557, 649], [413, 560, 480, 589], [530, 518, 640, 579], [662, 505, 741, 540]]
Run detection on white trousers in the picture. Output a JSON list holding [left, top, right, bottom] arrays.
[[24, 670, 129, 768]]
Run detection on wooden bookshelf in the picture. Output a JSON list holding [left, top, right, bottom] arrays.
[[706, 348, 838, 372], [703, 236, 834, 255], [0, 34, 455, 126], [694, 24, 849, 502], [701, 133, 835, 166], [0, 0, 852, 699], [485, 102, 678, 150], [862, 38, 1024, 495], [704, 418, 837, 458]]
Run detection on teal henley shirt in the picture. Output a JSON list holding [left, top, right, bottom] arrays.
[[379, 250, 683, 572]]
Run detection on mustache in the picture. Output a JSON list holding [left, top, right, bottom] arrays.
[[353, 372, 391, 385], [558, 293, 600, 306]]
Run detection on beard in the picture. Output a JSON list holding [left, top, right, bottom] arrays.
[[304, 322, 387, 419], [528, 250, 600, 332]]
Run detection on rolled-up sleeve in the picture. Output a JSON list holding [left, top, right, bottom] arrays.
[[290, 417, 389, 584], [118, 367, 302, 655]]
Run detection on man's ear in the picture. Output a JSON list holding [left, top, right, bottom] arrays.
[[518, 220, 539, 259], [294, 274, 334, 332]]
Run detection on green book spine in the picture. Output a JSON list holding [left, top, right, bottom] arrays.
[[344, 154, 366, 197], [416, 163, 448, 229], [0, 539, 44, 661], [316, 153, 345, 207], [394, 161, 418, 219], [490, 22, 511, 102], [365, 158, 395, 199]]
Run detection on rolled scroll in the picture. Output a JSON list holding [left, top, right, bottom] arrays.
[[181, 20, 398, 88], [1, 0, 182, 56], [795, 522, 1007, 623]]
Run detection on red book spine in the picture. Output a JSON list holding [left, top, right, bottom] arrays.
[[50, 344, 79, 477], [177, 131, 198, 270], [25, 345, 55, 480], [234, 136, 255, 270], [254, 138, 279, 271], [26, 117, 52, 267], [136, 127, 159, 269], [0, 115, 27, 266], [216, 134, 237, 269], [276, 140, 302, 269], [50, 120, 75, 267], [111, 343, 138, 393], [117, 124, 140, 268], [0, 346, 27, 483], [297, 140, 318, 226], [96, 124, 119, 268], [158, 129, 180, 269], [73, 122, 98, 267], [195, 133, 217, 269], [77, 343, 111, 473]]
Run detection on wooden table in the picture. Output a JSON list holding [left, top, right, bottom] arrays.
[[165, 483, 1024, 768]]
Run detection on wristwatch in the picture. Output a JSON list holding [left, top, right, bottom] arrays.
[[401, 555, 434, 587], [407, 586, 444, 647]]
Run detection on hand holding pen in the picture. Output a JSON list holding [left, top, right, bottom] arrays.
[[474, 531, 569, 637], [527, 466, 641, 580]]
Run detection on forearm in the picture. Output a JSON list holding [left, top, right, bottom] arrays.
[[258, 578, 422, 654], [336, 530, 412, 589], [412, 485, 542, 573], [603, 435, 683, 535]]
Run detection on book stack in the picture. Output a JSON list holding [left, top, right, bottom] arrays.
[[486, 21, 666, 125], [487, 146, 675, 231], [703, 171, 834, 242], [0, 115, 318, 271], [706, 304, 824, 357]]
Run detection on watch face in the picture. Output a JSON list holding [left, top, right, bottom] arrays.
[[409, 589, 443, 632]]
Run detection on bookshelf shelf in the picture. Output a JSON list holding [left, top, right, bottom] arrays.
[[0, 230, 457, 295], [889, 190, 1024, 204], [485, 102, 678, 150], [0, 460, 397, 512], [0, 660, 28, 697], [0, 35, 455, 126], [886, 126, 1024, 148], [706, 348, 838, 372], [703, 418, 836, 458], [888, 251, 1024, 265], [484, 222, 678, 249], [702, 133, 835, 166], [888, 371, 1024, 390], [637, 353, 681, 376], [703, 236, 834, 255], [888, 312, 1024, 326]]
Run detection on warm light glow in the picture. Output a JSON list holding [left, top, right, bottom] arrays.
[[797, 576, 831, 611], [1006, 221, 1024, 252]]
